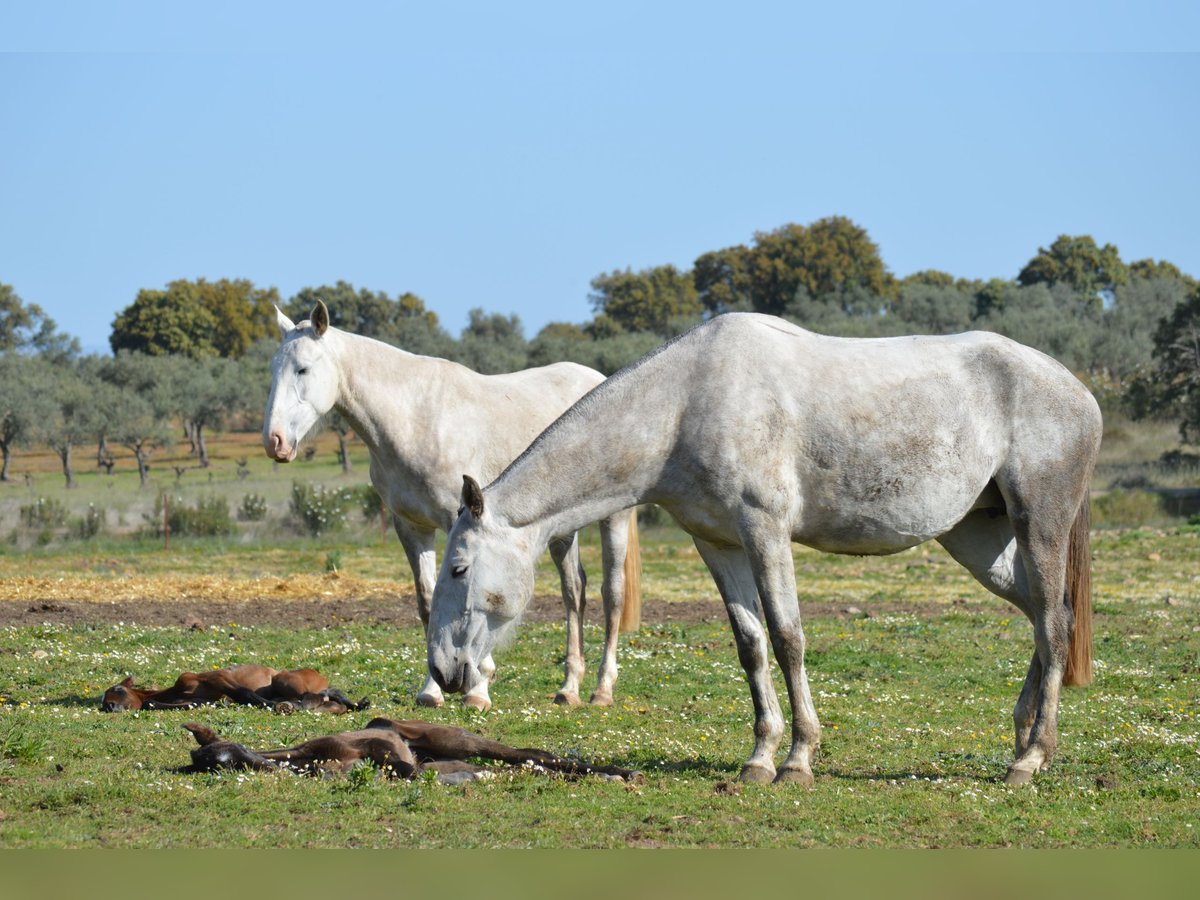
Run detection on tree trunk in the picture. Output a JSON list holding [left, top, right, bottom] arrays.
[[58, 443, 74, 489], [197, 423, 210, 468], [135, 444, 150, 488], [184, 420, 197, 456], [337, 431, 352, 474], [0, 442, 10, 482]]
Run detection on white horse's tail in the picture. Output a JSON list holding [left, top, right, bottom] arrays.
[[619, 514, 642, 633], [1064, 497, 1093, 687]]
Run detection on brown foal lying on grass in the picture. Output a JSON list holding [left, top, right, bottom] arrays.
[[101, 664, 368, 715], [178, 718, 643, 784]]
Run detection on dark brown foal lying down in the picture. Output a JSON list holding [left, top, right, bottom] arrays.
[[179, 718, 643, 784], [101, 664, 368, 714]]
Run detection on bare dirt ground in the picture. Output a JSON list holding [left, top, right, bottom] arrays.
[[0, 591, 933, 630]]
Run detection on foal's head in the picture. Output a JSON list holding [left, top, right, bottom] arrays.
[[101, 676, 146, 712]]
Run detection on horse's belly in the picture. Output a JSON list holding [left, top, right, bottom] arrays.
[[796, 479, 983, 556]]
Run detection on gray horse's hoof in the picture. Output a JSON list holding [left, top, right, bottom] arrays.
[[1003, 765, 1035, 786], [774, 767, 814, 786], [554, 691, 582, 706], [738, 764, 776, 785], [588, 690, 613, 707]]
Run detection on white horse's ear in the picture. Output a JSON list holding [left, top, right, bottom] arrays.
[[275, 306, 296, 338], [462, 475, 485, 519], [311, 300, 330, 338]]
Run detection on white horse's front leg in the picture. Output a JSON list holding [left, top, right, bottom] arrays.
[[393, 516, 445, 708], [549, 534, 586, 706], [591, 512, 631, 707], [694, 539, 784, 784]]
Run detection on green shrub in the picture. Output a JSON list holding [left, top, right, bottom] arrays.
[[355, 483, 384, 520], [238, 492, 269, 522], [1092, 489, 1168, 528], [70, 503, 104, 540], [290, 481, 356, 536], [19, 497, 68, 529], [149, 493, 235, 537]]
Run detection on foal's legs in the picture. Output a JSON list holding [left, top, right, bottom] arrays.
[[549, 533, 587, 706], [394, 517, 495, 711], [693, 538, 785, 784], [591, 511, 632, 707]]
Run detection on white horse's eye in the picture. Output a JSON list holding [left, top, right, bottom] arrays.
[[451, 565, 468, 578], [296, 366, 309, 375]]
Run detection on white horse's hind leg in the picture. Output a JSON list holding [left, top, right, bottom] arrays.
[[549, 534, 587, 706], [694, 539, 785, 784], [590, 511, 631, 707]]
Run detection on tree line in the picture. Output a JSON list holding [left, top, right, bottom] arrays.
[[3, 216, 1200, 488]]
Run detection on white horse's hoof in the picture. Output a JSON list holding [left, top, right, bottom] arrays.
[[463, 695, 492, 712], [554, 691, 582, 706], [738, 764, 776, 785], [415, 691, 444, 709], [589, 690, 614, 707]]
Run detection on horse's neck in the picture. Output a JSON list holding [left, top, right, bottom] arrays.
[[327, 330, 433, 463], [491, 367, 674, 543]]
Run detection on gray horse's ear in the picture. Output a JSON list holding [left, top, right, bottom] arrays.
[[311, 299, 330, 337], [275, 306, 295, 337], [461, 475, 485, 519]]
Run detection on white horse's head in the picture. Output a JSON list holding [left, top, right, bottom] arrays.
[[428, 475, 537, 696], [262, 300, 340, 462]]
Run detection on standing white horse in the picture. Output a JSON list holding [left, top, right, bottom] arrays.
[[262, 300, 640, 710], [428, 312, 1101, 786]]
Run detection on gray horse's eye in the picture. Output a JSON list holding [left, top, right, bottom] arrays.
[[451, 565, 468, 578]]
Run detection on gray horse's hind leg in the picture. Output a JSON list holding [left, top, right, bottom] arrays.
[[591, 511, 632, 706], [394, 516, 495, 711], [693, 538, 786, 784], [936, 502, 1075, 784], [549, 533, 587, 706]]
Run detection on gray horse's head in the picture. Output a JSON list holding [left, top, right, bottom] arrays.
[[262, 300, 340, 462], [428, 475, 536, 695]]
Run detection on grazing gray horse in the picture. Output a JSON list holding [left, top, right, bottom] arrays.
[[428, 312, 1101, 786], [262, 301, 640, 710]]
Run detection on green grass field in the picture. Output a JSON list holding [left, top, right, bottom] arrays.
[[1, 521, 1198, 848]]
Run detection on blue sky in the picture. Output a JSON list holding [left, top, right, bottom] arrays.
[[2, 3, 1199, 354]]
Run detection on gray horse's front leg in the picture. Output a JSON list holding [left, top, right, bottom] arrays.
[[549, 534, 587, 706], [694, 539, 784, 784], [741, 526, 820, 786]]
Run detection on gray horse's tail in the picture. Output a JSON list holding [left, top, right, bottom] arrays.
[[1064, 497, 1093, 686], [619, 513, 642, 633]]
